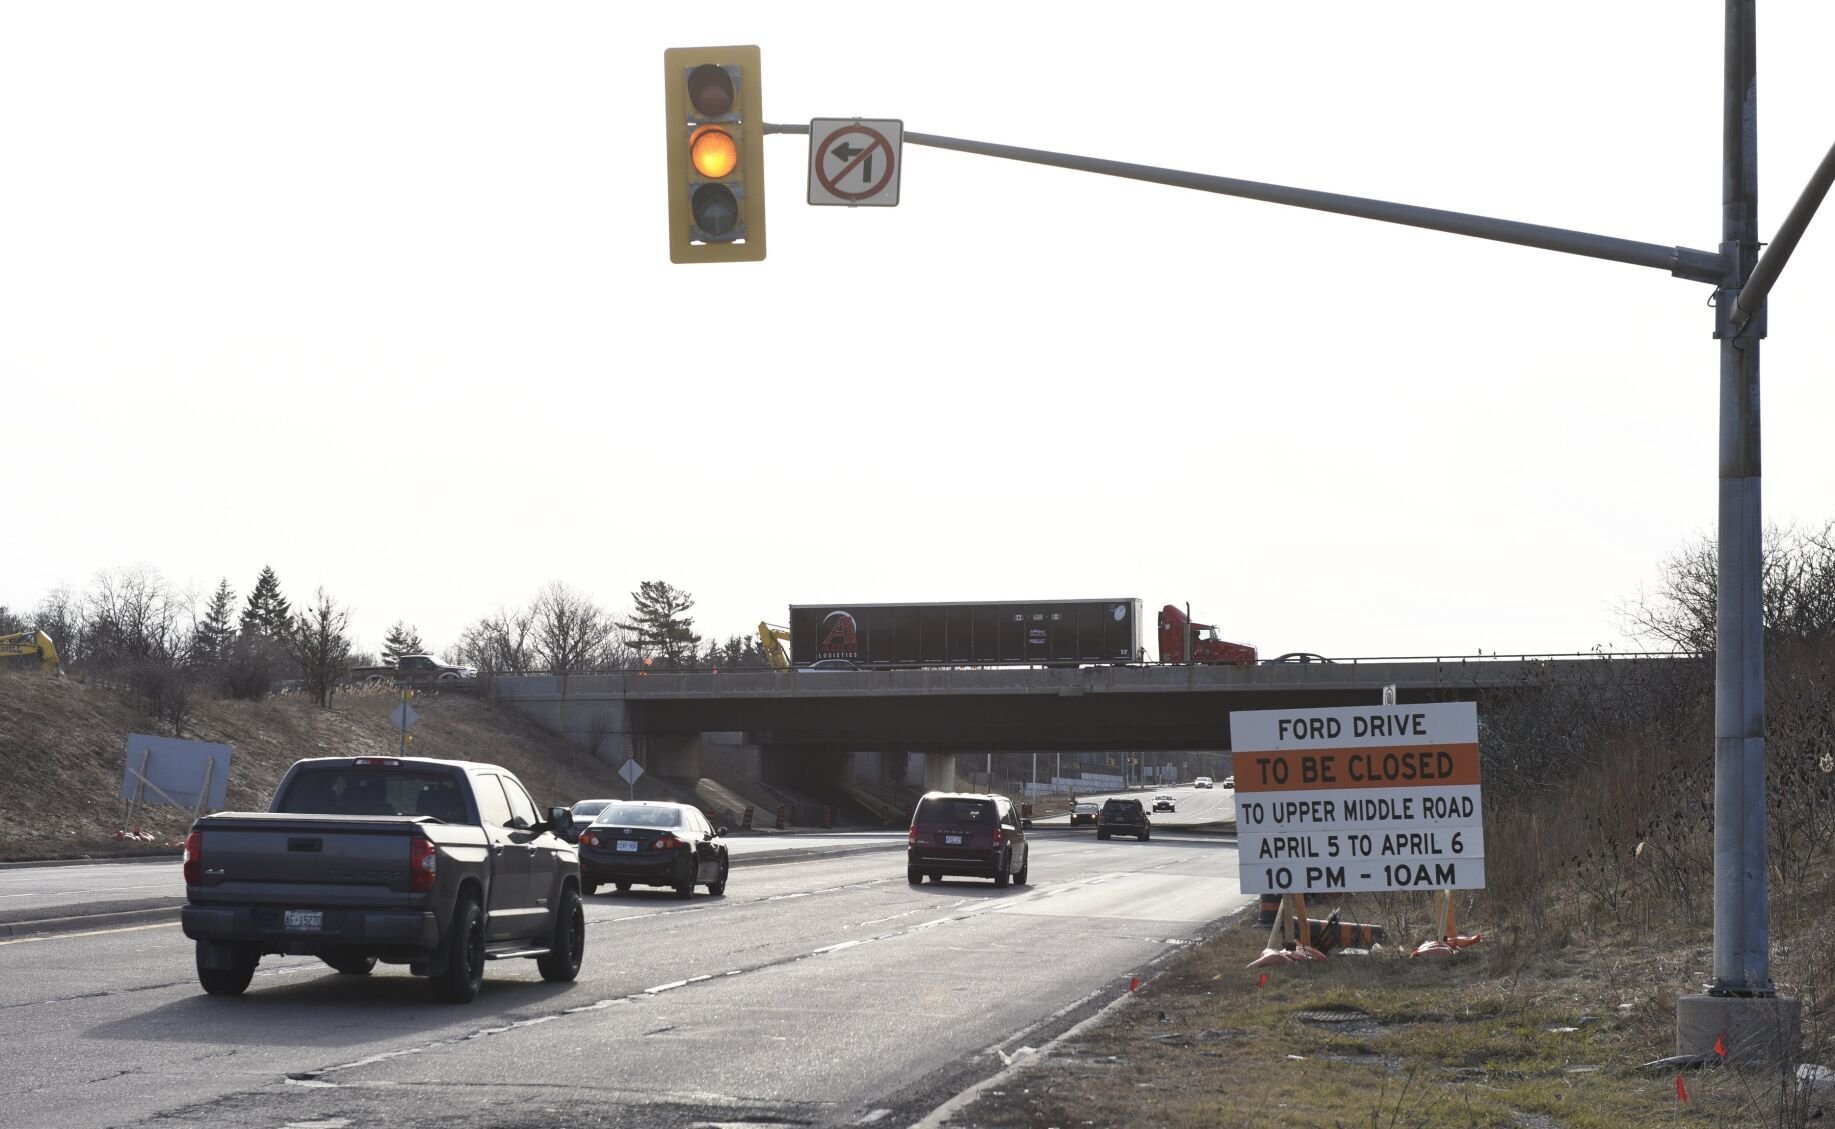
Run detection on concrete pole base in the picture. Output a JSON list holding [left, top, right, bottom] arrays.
[[1678, 994, 1802, 1065]]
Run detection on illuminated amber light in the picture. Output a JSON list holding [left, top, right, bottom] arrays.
[[690, 127, 738, 178]]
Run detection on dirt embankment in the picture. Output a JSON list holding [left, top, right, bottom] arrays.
[[0, 671, 650, 861]]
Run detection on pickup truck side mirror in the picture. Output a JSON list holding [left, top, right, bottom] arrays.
[[546, 807, 573, 834]]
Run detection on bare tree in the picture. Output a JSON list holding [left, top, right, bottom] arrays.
[[456, 606, 539, 674], [531, 582, 615, 675], [1621, 521, 1835, 652], [31, 587, 82, 666], [84, 566, 189, 669], [285, 588, 354, 707]]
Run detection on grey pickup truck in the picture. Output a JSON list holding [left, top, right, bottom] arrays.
[[180, 756, 584, 1003]]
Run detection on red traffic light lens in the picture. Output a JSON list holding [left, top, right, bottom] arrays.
[[690, 126, 738, 178], [687, 64, 734, 117]]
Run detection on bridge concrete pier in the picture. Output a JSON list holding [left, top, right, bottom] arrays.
[[908, 751, 955, 792]]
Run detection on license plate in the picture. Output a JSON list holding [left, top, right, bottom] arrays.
[[944, 834, 963, 845], [284, 910, 322, 932], [617, 840, 639, 852]]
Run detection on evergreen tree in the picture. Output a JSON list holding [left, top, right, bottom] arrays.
[[239, 566, 291, 638], [381, 620, 426, 666], [616, 581, 702, 668], [719, 635, 746, 667], [192, 579, 237, 667]]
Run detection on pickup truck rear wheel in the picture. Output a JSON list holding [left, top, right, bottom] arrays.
[[432, 897, 485, 1003], [196, 943, 257, 997], [536, 890, 584, 982]]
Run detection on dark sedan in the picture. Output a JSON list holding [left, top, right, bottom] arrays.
[[1097, 797, 1152, 841], [577, 801, 729, 898]]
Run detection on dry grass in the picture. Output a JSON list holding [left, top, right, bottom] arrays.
[[0, 670, 646, 860], [962, 915, 1827, 1128], [961, 649, 1835, 1128]]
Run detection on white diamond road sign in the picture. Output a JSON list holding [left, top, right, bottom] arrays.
[[618, 757, 644, 785], [808, 118, 903, 207], [388, 703, 419, 731]]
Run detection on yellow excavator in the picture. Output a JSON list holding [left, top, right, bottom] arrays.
[[757, 622, 791, 671], [0, 630, 61, 674]]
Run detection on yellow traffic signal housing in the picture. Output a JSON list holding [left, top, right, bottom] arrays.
[[664, 45, 766, 263]]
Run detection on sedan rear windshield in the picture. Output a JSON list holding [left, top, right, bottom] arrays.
[[915, 798, 995, 824], [275, 769, 464, 820], [591, 805, 685, 828]]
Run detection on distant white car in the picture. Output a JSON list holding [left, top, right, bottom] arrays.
[[1222, 776, 1235, 790], [1194, 776, 1214, 789], [1152, 795, 1176, 813]]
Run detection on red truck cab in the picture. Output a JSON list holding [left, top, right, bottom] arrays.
[[1157, 605, 1257, 664]]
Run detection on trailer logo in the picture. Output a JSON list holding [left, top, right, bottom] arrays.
[[819, 611, 860, 658]]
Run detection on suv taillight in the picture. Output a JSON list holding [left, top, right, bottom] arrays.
[[991, 828, 1004, 848], [908, 824, 918, 844], [182, 830, 202, 885], [409, 836, 437, 892]]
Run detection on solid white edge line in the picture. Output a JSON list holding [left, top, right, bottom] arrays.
[[910, 986, 1141, 1129]]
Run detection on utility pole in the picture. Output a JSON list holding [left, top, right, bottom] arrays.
[[1674, 0, 1801, 1063], [755, 0, 1834, 1060]]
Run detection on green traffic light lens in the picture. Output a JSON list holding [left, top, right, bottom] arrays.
[[691, 183, 740, 237], [687, 64, 734, 118]]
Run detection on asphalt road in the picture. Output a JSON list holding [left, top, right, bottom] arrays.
[[0, 833, 909, 927], [1040, 780, 1238, 829], [0, 829, 1248, 1128]]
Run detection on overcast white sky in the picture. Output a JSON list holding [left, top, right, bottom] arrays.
[[4, 3, 1832, 661]]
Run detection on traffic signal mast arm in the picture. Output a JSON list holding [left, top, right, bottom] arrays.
[[764, 122, 1727, 284]]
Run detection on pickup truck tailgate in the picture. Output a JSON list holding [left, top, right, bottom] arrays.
[[194, 814, 428, 903]]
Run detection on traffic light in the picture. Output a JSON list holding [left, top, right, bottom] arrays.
[[664, 45, 766, 263]]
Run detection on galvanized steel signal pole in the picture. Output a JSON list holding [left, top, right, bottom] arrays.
[[1712, 0, 1768, 1003], [771, 0, 1835, 1055]]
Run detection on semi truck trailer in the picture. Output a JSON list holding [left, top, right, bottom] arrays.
[[785, 599, 1257, 667]]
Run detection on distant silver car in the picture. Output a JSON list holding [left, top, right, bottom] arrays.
[[1193, 776, 1214, 789], [564, 798, 616, 843]]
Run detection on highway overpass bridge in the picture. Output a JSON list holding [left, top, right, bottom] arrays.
[[489, 654, 1695, 792]]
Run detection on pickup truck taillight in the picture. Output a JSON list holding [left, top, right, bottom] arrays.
[[182, 830, 202, 886], [409, 836, 437, 892]]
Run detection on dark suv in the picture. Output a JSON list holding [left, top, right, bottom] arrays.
[[907, 792, 1030, 887], [1097, 797, 1151, 841]]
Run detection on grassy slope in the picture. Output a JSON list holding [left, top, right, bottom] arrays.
[[0, 671, 656, 860]]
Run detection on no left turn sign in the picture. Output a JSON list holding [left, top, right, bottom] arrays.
[[808, 118, 903, 207]]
